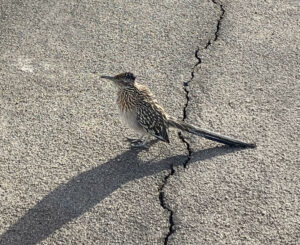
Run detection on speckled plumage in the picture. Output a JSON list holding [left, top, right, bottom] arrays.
[[117, 82, 169, 143]]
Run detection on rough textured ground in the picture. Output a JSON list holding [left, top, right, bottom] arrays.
[[165, 0, 300, 244], [0, 0, 299, 244]]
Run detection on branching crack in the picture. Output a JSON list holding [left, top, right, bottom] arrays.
[[182, 48, 201, 120], [178, 132, 192, 168], [180, 0, 225, 168], [179, 48, 201, 169], [211, 0, 225, 43], [158, 164, 175, 245], [160, 1, 225, 244]]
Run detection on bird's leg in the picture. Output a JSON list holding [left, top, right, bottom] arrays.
[[125, 134, 144, 143], [141, 135, 150, 146], [132, 136, 144, 143], [131, 135, 150, 148]]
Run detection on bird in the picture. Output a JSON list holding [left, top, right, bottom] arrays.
[[101, 72, 256, 148]]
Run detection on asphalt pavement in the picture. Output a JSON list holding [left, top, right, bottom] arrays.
[[0, 0, 299, 244]]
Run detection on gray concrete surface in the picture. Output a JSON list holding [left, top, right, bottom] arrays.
[[0, 0, 299, 245], [165, 0, 300, 244]]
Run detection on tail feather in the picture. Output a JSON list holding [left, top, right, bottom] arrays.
[[167, 118, 256, 148]]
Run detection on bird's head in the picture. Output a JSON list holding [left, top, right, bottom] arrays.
[[101, 72, 136, 87]]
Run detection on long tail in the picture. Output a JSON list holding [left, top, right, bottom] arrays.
[[167, 118, 256, 148]]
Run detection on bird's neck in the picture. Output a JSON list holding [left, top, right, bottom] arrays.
[[116, 86, 137, 112]]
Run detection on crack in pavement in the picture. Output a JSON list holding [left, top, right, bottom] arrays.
[[159, 1, 225, 244], [158, 165, 175, 245], [180, 0, 225, 168], [182, 48, 201, 121], [211, 0, 225, 43], [179, 48, 201, 169], [178, 132, 192, 169]]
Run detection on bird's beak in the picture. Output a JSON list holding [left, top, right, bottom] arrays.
[[101, 75, 115, 81]]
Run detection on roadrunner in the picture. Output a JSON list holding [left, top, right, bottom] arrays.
[[101, 72, 256, 148]]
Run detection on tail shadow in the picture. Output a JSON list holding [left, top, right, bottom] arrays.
[[0, 144, 241, 245]]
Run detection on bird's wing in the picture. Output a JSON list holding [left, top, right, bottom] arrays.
[[136, 102, 170, 143]]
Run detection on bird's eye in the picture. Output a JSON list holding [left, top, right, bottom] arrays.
[[124, 73, 135, 80]]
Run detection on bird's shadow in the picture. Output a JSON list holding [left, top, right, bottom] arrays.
[[0, 142, 241, 245]]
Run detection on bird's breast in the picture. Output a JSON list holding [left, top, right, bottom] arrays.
[[118, 108, 145, 133], [117, 89, 137, 112]]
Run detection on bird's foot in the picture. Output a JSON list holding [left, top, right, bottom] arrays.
[[126, 136, 150, 149], [125, 137, 143, 144], [130, 142, 149, 149]]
